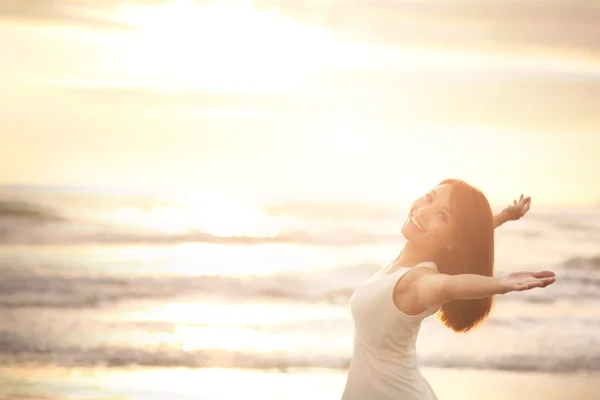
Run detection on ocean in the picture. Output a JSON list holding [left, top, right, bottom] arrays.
[[0, 185, 599, 399]]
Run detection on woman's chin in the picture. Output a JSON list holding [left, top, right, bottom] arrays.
[[400, 225, 415, 241]]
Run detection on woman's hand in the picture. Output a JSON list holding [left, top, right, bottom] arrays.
[[494, 194, 531, 228], [499, 271, 556, 294], [502, 194, 532, 221]]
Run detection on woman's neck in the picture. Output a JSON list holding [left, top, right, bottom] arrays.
[[393, 241, 436, 267]]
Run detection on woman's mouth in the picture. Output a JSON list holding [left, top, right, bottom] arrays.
[[409, 214, 425, 233]]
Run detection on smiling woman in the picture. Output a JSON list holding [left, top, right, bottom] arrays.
[[113, 0, 350, 93]]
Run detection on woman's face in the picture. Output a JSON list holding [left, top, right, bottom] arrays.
[[401, 184, 456, 251]]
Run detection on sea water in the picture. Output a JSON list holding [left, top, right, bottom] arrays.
[[0, 185, 599, 399]]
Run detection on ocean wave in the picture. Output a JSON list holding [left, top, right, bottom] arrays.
[[1, 192, 600, 248], [554, 221, 598, 232], [0, 263, 378, 308], [420, 354, 600, 373], [0, 342, 349, 371], [2, 258, 600, 309], [0, 222, 401, 247], [1, 342, 598, 373], [3, 221, 597, 247], [0, 200, 65, 222], [563, 255, 600, 270]]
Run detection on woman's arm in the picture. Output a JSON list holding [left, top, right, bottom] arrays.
[[493, 209, 513, 228], [494, 195, 531, 228], [412, 270, 555, 310]]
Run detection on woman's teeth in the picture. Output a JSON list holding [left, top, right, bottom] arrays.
[[411, 215, 424, 232]]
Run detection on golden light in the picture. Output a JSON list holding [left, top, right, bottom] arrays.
[[110, 190, 278, 237], [124, 301, 350, 354], [318, 118, 378, 160], [114, 0, 357, 93]]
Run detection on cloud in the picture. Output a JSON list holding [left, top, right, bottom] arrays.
[[252, 0, 600, 56], [6, 78, 600, 135], [0, 0, 137, 29], [2, 0, 599, 56]]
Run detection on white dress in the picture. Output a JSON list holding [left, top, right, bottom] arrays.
[[341, 262, 439, 400]]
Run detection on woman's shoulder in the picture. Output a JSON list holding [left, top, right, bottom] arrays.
[[413, 261, 438, 270], [392, 261, 439, 292]]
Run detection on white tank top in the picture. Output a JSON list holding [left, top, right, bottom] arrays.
[[341, 262, 440, 400]]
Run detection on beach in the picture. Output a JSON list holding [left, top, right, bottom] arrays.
[[1, 186, 599, 399], [2, 366, 599, 400], [3, 0, 600, 398]]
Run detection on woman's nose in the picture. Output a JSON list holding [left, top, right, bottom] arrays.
[[417, 206, 432, 222]]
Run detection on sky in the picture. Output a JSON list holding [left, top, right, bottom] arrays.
[[1, 0, 599, 205]]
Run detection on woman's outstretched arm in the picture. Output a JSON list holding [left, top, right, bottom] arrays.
[[411, 270, 555, 310], [494, 194, 531, 228]]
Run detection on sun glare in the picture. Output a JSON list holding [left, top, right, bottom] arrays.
[[125, 301, 347, 354], [111, 192, 279, 237], [320, 119, 373, 158], [114, 0, 353, 93]]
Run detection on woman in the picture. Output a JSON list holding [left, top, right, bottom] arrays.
[[341, 179, 555, 400]]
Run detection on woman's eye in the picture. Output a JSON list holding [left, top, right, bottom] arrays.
[[438, 212, 448, 222]]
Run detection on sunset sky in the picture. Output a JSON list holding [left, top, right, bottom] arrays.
[[1, 0, 599, 205]]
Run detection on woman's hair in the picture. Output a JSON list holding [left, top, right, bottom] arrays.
[[433, 179, 495, 333]]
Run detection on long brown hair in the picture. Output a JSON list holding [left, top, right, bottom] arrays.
[[434, 179, 495, 333]]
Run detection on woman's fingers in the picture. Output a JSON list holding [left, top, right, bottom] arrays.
[[522, 199, 531, 215], [542, 277, 556, 287], [515, 281, 541, 291], [532, 270, 555, 278], [518, 277, 555, 291]]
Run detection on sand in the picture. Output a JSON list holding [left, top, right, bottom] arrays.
[[0, 366, 598, 400], [423, 368, 598, 400]]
